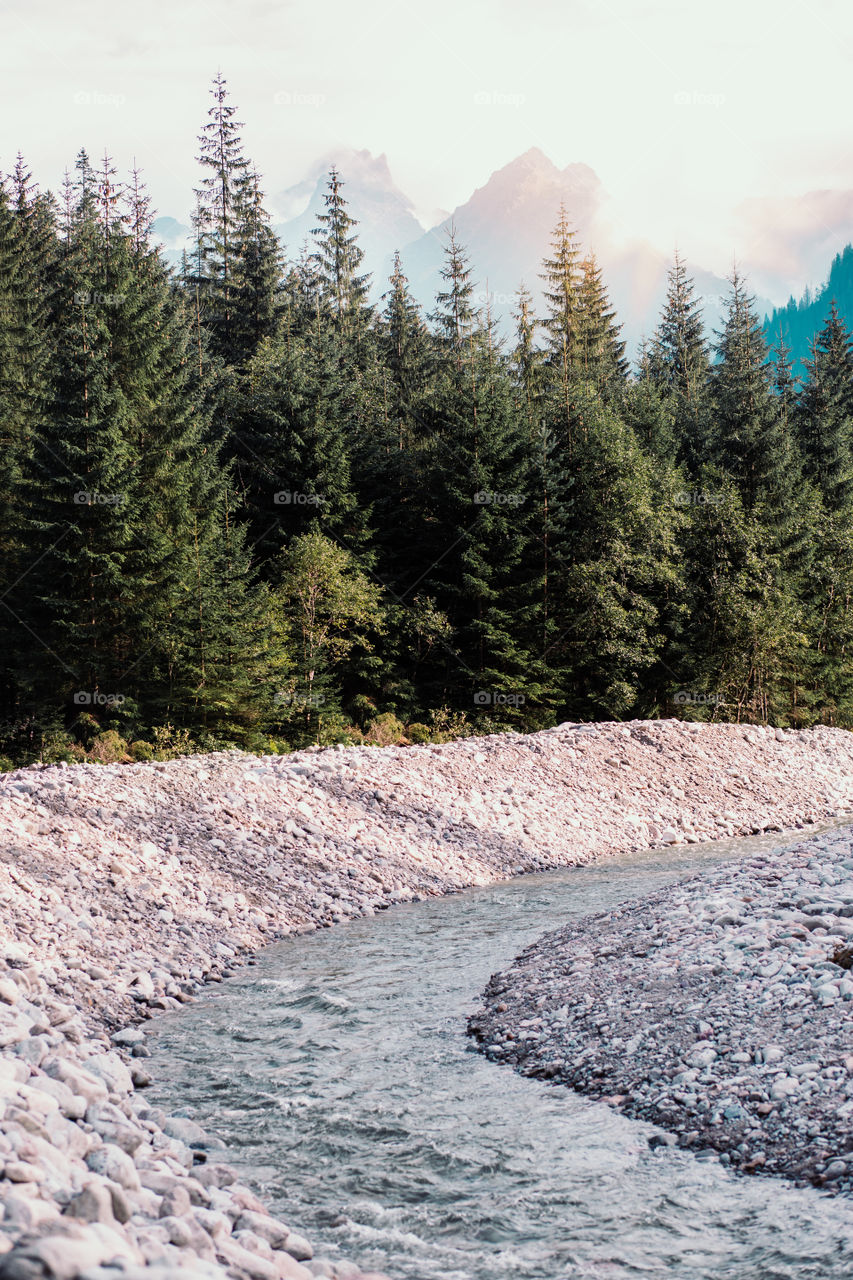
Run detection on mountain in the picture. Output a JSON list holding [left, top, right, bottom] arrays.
[[763, 244, 853, 375], [273, 148, 425, 270], [150, 147, 777, 360], [151, 215, 192, 269], [397, 147, 603, 306]]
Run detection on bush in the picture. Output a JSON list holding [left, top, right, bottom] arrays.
[[319, 723, 364, 746], [88, 730, 128, 764], [406, 722, 431, 744], [428, 706, 470, 744], [40, 731, 86, 764], [70, 711, 101, 749], [0, 756, 15, 773], [348, 693, 378, 728], [128, 740, 154, 761], [364, 712, 406, 746], [151, 724, 195, 760]]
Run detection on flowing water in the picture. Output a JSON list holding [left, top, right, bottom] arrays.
[[146, 827, 853, 1280]]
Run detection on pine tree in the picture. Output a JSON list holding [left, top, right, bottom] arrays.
[[190, 72, 249, 362], [544, 389, 682, 719], [430, 223, 476, 364], [540, 204, 582, 383], [229, 168, 283, 365], [511, 284, 546, 438], [310, 166, 372, 346], [421, 239, 550, 719], [796, 302, 853, 511], [647, 251, 710, 470], [575, 253, 628, 395], [709, 270, 802, 514]]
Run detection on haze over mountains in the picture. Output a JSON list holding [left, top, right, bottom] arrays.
[[154, 147, 853, 360]]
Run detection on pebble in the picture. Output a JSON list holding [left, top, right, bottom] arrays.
[[470, 821, 853, 1191], [2, 720, 853, 1275]]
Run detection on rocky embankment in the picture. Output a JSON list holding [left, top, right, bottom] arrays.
[[469, 826, 853, 1190], [2, 719, 853, 1276]]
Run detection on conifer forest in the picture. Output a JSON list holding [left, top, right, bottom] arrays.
[[2, 75, 853, 766]]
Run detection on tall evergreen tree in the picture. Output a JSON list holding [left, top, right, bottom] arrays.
[[431, 224, 476, 363], [190, 73, 249, 362], [421, 239, 550, 718], [575, 253, 628, 395], [229, 168, 283, 366], [646, 251, 710, 470], [539, 206, 582, 449], [796, 302, 853, 511], [310, 167, 372, 347], [709, 270, 802, 515]]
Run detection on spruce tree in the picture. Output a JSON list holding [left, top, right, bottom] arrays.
[[540, 204, 582, 382], [709, 270, 802, 515], [575, 253, 628, 395], [229, 167, 283, 366], [647, 251, 710, 470], [310, 166, 372, 349], [431, 223, 476, 363], [544, 389, 682, 719], [235, 311, 364, 568], [422, 237, 550, 720], [367, 253, 435, 580], [190, 72, 249, 362], [511, 284, 546, 439], [13, 159, 268, 744], [796, 302, 853, 511]]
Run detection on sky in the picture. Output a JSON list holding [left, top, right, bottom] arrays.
[[3, 0, 853, 296]]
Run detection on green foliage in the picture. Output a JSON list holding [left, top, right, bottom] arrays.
[[406, 722, 431, 744], [89, 730, 128, 763], [364, 712, 406, 746], [3, 96, 853, 761]]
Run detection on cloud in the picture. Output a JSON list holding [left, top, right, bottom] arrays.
[[734, 189, 853, 302]]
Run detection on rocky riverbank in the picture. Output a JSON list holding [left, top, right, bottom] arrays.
[[469, 824, 853, 1191], [2, 718, 853, 1276]]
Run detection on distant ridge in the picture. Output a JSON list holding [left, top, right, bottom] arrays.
[[763, 245, 853, 374]]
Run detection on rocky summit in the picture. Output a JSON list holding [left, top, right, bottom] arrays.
[[2, 720, 853, 1276]]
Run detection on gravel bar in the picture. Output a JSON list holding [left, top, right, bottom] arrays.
[[3, 719, 853, 1276], [469, 825, 853, 1191]]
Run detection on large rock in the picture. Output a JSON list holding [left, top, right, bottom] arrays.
[[84, 1053, 134, 1096], [85, 1142, 141, 1192], [0, 1224, 142, 1279]]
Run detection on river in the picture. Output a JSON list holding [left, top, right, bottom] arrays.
[[146, 827, 853, 1280]]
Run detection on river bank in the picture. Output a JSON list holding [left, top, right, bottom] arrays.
[[469, 825, 853, 1190], [2, 719, 853, 1276]]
